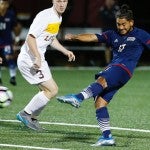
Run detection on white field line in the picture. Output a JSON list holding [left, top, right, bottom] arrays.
[[0, 144, 69, 150], [0, 119, 150, 133]]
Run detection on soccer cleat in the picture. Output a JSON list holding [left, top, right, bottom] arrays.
[[57, 94, 81, 108], [91, 135, 116, 147], [31, 118, 44, 131], [10, 77, 17, 86], [0, 78, 3, 85], [16, 111, 42, 131]]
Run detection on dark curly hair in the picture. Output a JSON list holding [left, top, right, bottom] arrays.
[[115, 4, 134, 20]]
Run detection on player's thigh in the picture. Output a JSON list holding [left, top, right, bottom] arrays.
[[18, 58, 52, 85], [95, 66, 130, 88]]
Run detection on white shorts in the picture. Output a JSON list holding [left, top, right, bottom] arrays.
[[17, 53, 52, 84]]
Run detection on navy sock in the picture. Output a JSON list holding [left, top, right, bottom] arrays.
[[103, 130, 111, 138], [75, 82, 103, 100], [96, 107, 111, 138], [7, 59, 16, 69], [90, 82, 103, 97], [75, 93, 84, 100]]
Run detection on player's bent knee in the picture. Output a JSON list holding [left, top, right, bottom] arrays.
[[43, 87, 58, 99], [94, 97, 108, 109], [96, 76, 108, 88], [51, 87, 58, 97]]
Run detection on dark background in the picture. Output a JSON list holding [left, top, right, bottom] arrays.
[[11, 0, 150, 67], [11, 0, 150, 31]]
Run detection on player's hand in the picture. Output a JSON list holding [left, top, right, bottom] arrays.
[[0, 57, 2, 64], [30, 57, 41, 75], [32, 57, 41, 70], [67, 51, 75, 62], [65, 34, 74, 41]]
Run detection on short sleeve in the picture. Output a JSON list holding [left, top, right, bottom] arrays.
[[28, 13, 46, 38]]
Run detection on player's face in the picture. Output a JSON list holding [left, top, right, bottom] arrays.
[[53, 0, 68, 15], [0, 1, 9, 12], [116, 18, 134, 35]]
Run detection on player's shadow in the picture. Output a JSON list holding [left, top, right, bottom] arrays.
[[1, 121, 150, 148], [43, 128, 150, 147], [112, 133, 150, 148], [47, 129, 97, 144]]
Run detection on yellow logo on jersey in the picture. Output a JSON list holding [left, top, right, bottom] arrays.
[[45, 23, 60, 34]]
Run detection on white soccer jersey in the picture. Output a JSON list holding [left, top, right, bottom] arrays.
[[20, 6, 62, 61], [17, 7, 62, 84]]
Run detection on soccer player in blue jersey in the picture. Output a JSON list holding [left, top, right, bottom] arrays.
[[0, 0, 18, 85], [57, 4, 150, 146]]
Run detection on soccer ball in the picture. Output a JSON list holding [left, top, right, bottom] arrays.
[[0, 86, 13, 108]]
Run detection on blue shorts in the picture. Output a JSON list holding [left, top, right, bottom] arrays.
[[95, 65, 131, 102]]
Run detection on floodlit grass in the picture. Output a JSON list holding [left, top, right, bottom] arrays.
[[0, 67, 150, 150]]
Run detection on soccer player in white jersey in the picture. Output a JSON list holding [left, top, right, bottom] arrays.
[[16, 0, 75, 130]]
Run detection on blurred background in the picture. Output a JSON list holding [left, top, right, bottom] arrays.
[[10, 0, 150, 67]]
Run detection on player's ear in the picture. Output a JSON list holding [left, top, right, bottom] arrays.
[[130, 20, 134, 27]]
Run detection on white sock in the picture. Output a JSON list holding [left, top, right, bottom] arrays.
[[24, 91, 49, 116], [80, 87, 93, 99], [9, 67, 17, 77]]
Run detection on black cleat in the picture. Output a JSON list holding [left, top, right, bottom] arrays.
[[0, 78, 3, 85], [10, 77, 17, 86]]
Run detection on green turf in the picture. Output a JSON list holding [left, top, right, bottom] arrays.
[[0, 67, 150, 150]]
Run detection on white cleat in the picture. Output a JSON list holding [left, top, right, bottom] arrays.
[[91, 135, 116, 147], [57, 94, 81, 108]]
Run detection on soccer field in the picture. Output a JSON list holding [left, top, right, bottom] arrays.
[[0, 67, 150, 150]]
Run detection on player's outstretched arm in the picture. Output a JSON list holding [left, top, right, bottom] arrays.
[[51, 37, 75, 62], [65, 33, 98, 42]]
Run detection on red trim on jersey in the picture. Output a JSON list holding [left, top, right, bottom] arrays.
[[146, 40, 150, 44], [112, 64, 132, 77], [103, 33, 108, 39]]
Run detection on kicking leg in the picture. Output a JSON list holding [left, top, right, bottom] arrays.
[[57, 76, 107, 108]]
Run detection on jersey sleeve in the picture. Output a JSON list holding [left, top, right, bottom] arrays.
[[28, 12, 46, 38], [139, 30, 150, 49], [95, 30, 112, 45]]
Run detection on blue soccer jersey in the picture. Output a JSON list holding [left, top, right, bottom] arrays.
[[96, 27, 150, 75], [0, 9, 17, 46]]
